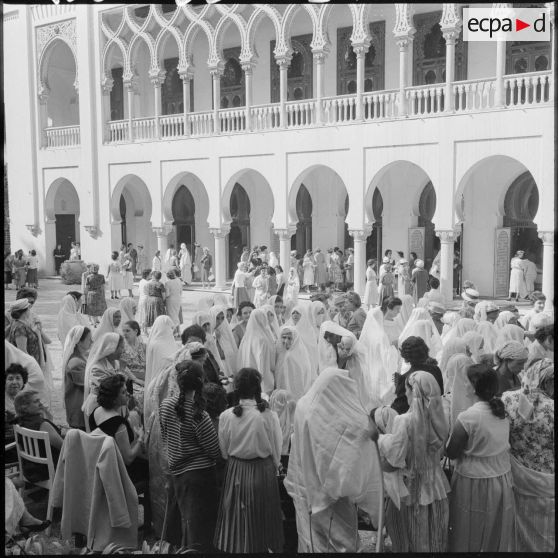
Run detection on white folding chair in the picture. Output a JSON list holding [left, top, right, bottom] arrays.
[[13, 425, 56, 534]]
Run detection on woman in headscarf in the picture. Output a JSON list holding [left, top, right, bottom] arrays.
[[394, 294, 414, 331], [527, 324, 553, 366], [440, 311, 460, 341], [231, 262, 251, 307], [495, 324, 526, 348], [136, 269, 151, 334], [57, 292, 87, 344], [119, 320, 147, 410], [268, 295, 286, 327], [164, 269, 183, 327], [178, 243, 192, 285], [494, 310, 518, 330], [475, 321, 498, 354], [209, 305, 238, 376], [268, 251, 279, 269], [284, 267, 300, 308], [501, 359, 554, 552], [308, 300, 326, 343], [91, 307, 121, 347], [145, 315, 177, 389], [286, 304, 318, 368], [62, 325, 93, 429], [444, 352, 475, 430], [237, 307, 276, 394], [447, 365, 513, 552], [493, 340, 528, 396], [462, 330, 484, 363], [119, 296, 136, 327], [82, 332, 126, 428], [252, 266, 270, 307], [6, 299, 42, 365], [192, 310, 225, 373], [275, 325, 314, 401], [442, 317, 476, 345], [378, 371, 450, 552], [378, 296, 403, 346], [399, 318, 443, 366], [269, 389, 296, 459], [396, 257, 412, 297], [261, 303, 281, 344], [410, 259, 429, 303], [285, 367, 382, 553]]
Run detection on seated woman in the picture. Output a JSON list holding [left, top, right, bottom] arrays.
[[5, 477, 51, 536], [527, 324, 554, 366], [89, 374, 148, 484], [62, 325, 93, 429], [14, 390, 64, 482], [502, 358, 554, 552], [493, 341, 528, 396], [5, 363, 28, 461]]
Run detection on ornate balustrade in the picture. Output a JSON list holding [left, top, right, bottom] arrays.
[[44, 125, 80, 148]]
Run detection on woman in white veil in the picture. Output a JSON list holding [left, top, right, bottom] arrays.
[[275, 325, 314, 400], [476, 321, 498, 354], [145, 315, 178, 389], [394, 294, 414, 331], [237, 307, 276, 393], [399, 319, 443, 366], [209, 304, 238, 376], [179, 243, 192, 285], [286, 304, 319, 369], [192, 310, 225, 372], [57, 293, 87, 344]]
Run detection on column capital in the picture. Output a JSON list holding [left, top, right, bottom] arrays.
[[441, 3, 462, 35], [393, 4, 416, 38], [352, 43, 370, 57], [209, 64, 224, 78], [275, 54, 292, 69], [101, 75, 114, 95], [84, 225, 100, 239], [274, 227, 296, 241], [241, 60, 256, 74], [210, 226, 230, 239], [148, 69, 166, 87], [349, 226, 373, 241], [538, 230, 554, 244], [311, 46, 330, 63], [178, 67, 194, 81], [435, 229, 460, 242], [25, 224, 41, 237], [123, 76, 138, 93]]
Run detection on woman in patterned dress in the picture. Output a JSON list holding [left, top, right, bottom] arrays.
[[144, 271, 166, 329], [85, 264, 107, 326], [119, 320, 146, 414]]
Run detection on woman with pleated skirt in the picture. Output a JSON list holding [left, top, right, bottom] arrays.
[[214, 367, 284, 553]]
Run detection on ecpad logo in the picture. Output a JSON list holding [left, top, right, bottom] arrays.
[[463, 8, 550, 42]]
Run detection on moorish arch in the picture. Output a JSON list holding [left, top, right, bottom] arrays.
[[163, 172, 211, 259], [45, 178, 81, 265], [456, 155, 541, 297], [111, 175, 153, 256], [221, 169, 275, 278], [289, 165, 349, 255], [366, 161, 436, 266]]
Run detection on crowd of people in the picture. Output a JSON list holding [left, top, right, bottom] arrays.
[[4, 241, 554, 553]]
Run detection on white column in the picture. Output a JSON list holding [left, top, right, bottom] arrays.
[[153, 227, 168, 256], [313, 50, 326, 124], [436, 230, 459, 303], [150, 71, 165, 139], [275, 228, 295, 276], [353, 45, 368, 121], [349, 229, 370, 296], [495, 39, 506, 107], [538, 231, 554, 311], [179, 71, 191, 136], [210, 68, 222, 135], [124, 79, 134, 141], [395, 37, 412, 116], [242, 61, 254, 131], [210, 227, 229, 290], [101, 77, 113, 143], [276, 56, 291, 128], [443, 31, 457, 112]]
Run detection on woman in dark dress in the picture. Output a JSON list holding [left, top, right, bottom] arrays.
[[144, 271, 166, 328], [85, 264, 107, 326]]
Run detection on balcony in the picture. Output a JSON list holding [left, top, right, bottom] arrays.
[[82, 70, 554, 147], [44, 125, 81, 148]]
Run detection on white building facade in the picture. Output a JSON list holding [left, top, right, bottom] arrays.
[[3, 2, 555, 307]]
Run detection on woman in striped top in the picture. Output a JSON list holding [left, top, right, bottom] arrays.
[[159, 360, 221, 552]]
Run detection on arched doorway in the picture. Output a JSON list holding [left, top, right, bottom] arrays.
[[418, 182, 438, 269], [119, 195, 127, 245], [366, 188, 383, 262], [504, 172, 542, 286], [53, 180, 80, 258], [292, 184, 312, 254], [172, 185, 196, 255], [229, 183, 251, 277]]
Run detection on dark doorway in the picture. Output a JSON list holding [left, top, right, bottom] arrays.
[[229, 183, 251, 277], [366, 188, 383, 267], [172, 185, 196, 257], [55, 214, 76, 258], [292, 184, 312, 255], [418, 182, 437, 269], [119, 195, 127, 246]]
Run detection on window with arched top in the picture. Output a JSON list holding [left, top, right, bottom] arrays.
[[271, 35, 313, 102], [220, 47, 245, 109], [413, 10, 467, 85], [504, 172, 539, 227], [337, 22, 385, 95], [172, 185, 196, 250], [162, 58, 194, 115]]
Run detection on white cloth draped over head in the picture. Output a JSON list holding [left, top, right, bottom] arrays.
[[495, 324, 526, 350], [119, 297, 136, 325], [5, 340, 50, 415], [473, 300, 494, 322], [269, 389, 296, 455], [275, 325, 314, 401], [145, 315, 178, 389], [475, 321, 498, 354], [494, 310, 516, 330], [394, 294, 415, 331], [441, 311, 460, 342], [442, 317, 476, 345], [286, 304, 319, 368], [61, 325, 88, 409], [399, 318, 443, 364], [192, 310, 224, 372], [209, 305, 238, 376], [236, 307, 276, 393], [57, 294, 87, 344], [317, 320, 340, 373], [462, 330, 485, 363], [284, 367, 383, 548], [260, 303, 281, 341], [179, 244, 192, 284], [438, 338, 467, 385], [517, 358, 553, 421], [445, 353, 475, 429], [268, 252, 279, 269], [309, 301, 326, 342], [398, 307, 438, 347], [83, 332, 121, 417], [197, 295, 215, 311], [92, 307, 120, 345], [494, 340, 529, 365], [358, 309, 399, 404]]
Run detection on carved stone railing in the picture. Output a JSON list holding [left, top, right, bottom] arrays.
[[405, 84, 446, 116], [45, 125, 80, 148], [108, 120, 128, 143], [250, 103, 281, 132]]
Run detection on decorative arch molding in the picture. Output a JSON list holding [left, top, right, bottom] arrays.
[[44, 177, 80, 222], [110, 174, 153, 224], [162, 171, 210, 226], [37, 20, 78, 93]]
